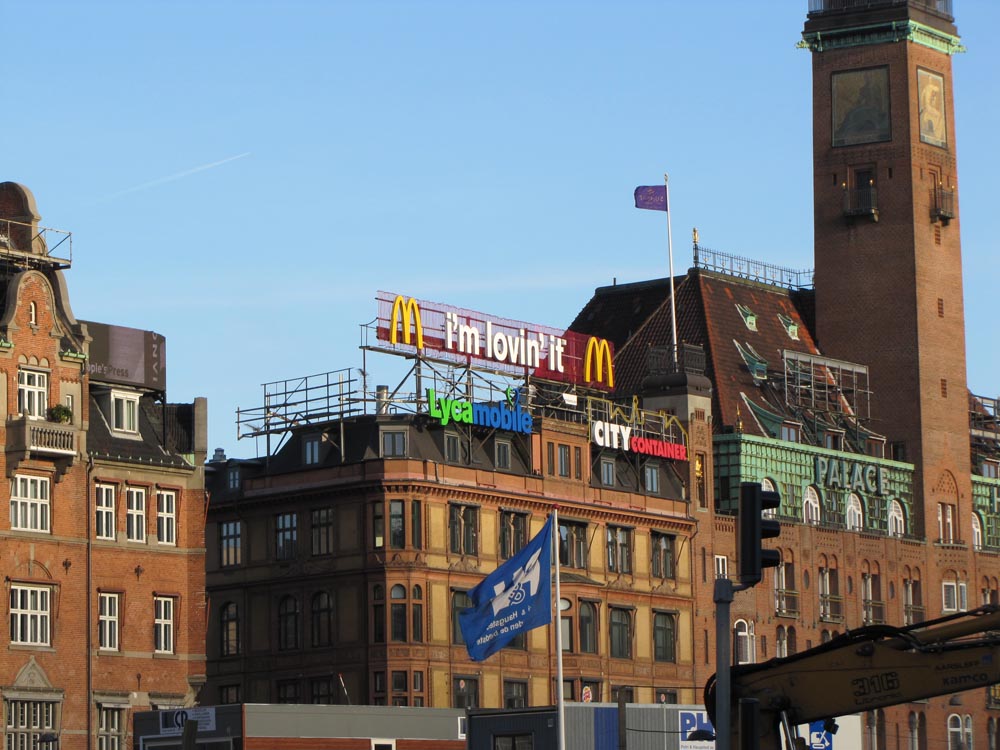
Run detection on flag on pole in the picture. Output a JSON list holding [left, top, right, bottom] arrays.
[[634, 185, 668, 211], [459, 514, 554, 661]]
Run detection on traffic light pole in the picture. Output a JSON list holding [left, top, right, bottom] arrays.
[[714, 576, 736, 750]]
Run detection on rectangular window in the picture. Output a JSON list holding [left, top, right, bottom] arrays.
[[96, 484, 116, 540], [228, 468, 240, 490], [453, 676, 480, 709], [382, 430, 407, 457], [17, 369, 48, 418], [445, 433, 460, 463], [6, 700, 56, 750], [389, 500, 405, 549], [558, 445, 571, 477], [275, 512, 297, 560], [112, 391, 139, 433], [126, 488, 146, 542], [560, 616, 572, 652], [451, 590, 472, 644], [574, 446, 582, 480], [495, 440, 511, 470], [601, 459, 615, 486], [154, 596, 175, 653], [449, 504, 479, 556], [220, 520, 242, 566], [503, 680, 528, 709], [311, 507, 334, 556], [99, 592, 120, 651], [10, 585, 51, 645], [411, 500, 422, 550], [219, 685, 240, 704], [500, 510, 528, 559], [695, 453, 707, 508], [610, 608, 632, 659], [156, 491, 176, 545], [98, 706, 123, 750], [373, 502, 384, 549], [780, 423, 801, 443], [651, 532, 676, 579], [304, 436, 320, 465], [644, 464, 660, 494], [547, 442, 555, 475], [559, 521, 587, 569], [10, 475, 50, 533], [310, 677, 333, 705], [653, 612, 677, 662], [937, 502, 956, 543], [606, 526, 632, 574], [276, 680, 300, 704], [715, 555, 729, 580]]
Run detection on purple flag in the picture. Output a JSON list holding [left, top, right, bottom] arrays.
[[634, 185, 667, 211]]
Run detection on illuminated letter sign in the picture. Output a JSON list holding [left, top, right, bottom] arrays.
[[389, 295, 424, 349], [584, 337, 614, 388]]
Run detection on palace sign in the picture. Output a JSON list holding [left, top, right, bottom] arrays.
[[377, 292, 614, 390]]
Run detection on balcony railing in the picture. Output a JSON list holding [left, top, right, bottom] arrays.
[[819, 594, 845, 623], [931, 185, 955, 223], [775, 589, 800, 617], [7, 418, 77, 457], [862, 598, 886, 625], [843, 185, 879, 220]]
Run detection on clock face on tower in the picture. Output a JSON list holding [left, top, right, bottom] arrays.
[[831, 66, 891, 147], [918, 68, 947, 148]]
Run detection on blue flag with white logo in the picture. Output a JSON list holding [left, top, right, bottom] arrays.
[[459, 514, 553, 661]]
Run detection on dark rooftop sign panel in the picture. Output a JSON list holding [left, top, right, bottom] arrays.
[[84, 321, 166, 391]]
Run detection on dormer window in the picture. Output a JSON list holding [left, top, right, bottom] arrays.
[[778, 313, 799, 341], [780, 422, 801, 443], [735, 340, 768, 383], [304, 436, 320, 465], [824, 430, 844, 451], [111, 390, 139, 434], [736, 304, 758, 332], [982, 460, 999, 479]]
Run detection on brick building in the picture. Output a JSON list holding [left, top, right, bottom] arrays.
[[570, 0, 1000, 748], [203, 300, 706, 708], [0, 182, 208, 750]]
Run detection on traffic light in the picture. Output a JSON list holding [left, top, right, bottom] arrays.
[[738, 482, 781, 586]]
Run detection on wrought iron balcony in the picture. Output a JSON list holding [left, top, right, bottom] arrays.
[[931, 185, 955, 223], [7, 417, 78, 457], [843, 185, 879, 221]]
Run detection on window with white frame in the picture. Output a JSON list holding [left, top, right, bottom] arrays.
[[154, 596, 175, 653], [495, 440, 512, 470], [846, 493, 864, 531], [644, 464, 660, 494], [157, 491, 176, 545], [10, 475, 50, 533], [606, 526, 633, 574], [973, 514, 984, 551], [99, 592, 120, 651], [304, 436, 320, 465], [96, 484, 116, 540], [734, 619, 754, 664], [715, 554, 729, 580], [888, 500, 905, 538], [17, 369, 48, 418], [948, 714, 964, 750], [601, 458, 615, 486], [5, 700, 56, 750], [10, 584, 51, 645], [126, 487, 146, 542], [942, 579, 967, 614], [803, 486, 821, 525], [98, 706, 124, 750], [111, 391, 139, 433], [938, 502, 956, 543], [228, 468, 240, 490]]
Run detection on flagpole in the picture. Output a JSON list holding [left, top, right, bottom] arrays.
[[665, 173, 678, 368], [553, 508, 566, 750]]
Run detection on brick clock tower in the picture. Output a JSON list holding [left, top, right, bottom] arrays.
[[804, 1, 969, 590]]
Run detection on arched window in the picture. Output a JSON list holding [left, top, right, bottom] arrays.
[[391, 584, 407, 642], [787, 626, 797, 655], [888, 500, 905, 537], [973, 514, 984, 550], [762, 479, 779, 518], [579, 601, 597, 654], [965, 715, 974, 750], [653, 612, 675, 662], [278, 595, 300, 650], [846, 493, 864, 531], [221, 602, 239, 656], [311, 591, 333, 647], [29, 301, 37, 325], [803, 486, 821, 525], [948, 715, 964, 750], [775, 625, 787, 658], [734, 620, 754, 665]]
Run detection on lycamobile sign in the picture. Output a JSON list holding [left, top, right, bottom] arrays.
[[427, 388, 533, 435]]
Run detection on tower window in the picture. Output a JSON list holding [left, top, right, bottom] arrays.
[[940, 379, 948, 398], [937, 298, 944, 317]]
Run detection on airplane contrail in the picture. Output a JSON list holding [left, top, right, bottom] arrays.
[[94, 152, 251, 202]]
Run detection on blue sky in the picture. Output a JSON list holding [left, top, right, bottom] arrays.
[[7, 1, 999, 457]]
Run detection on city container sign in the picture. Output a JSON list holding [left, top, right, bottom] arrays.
[[377, 292, 614, 390], [589, 397, 688, 461]]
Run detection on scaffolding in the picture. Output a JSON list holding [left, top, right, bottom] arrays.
[[782, 350, 871, 419]]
